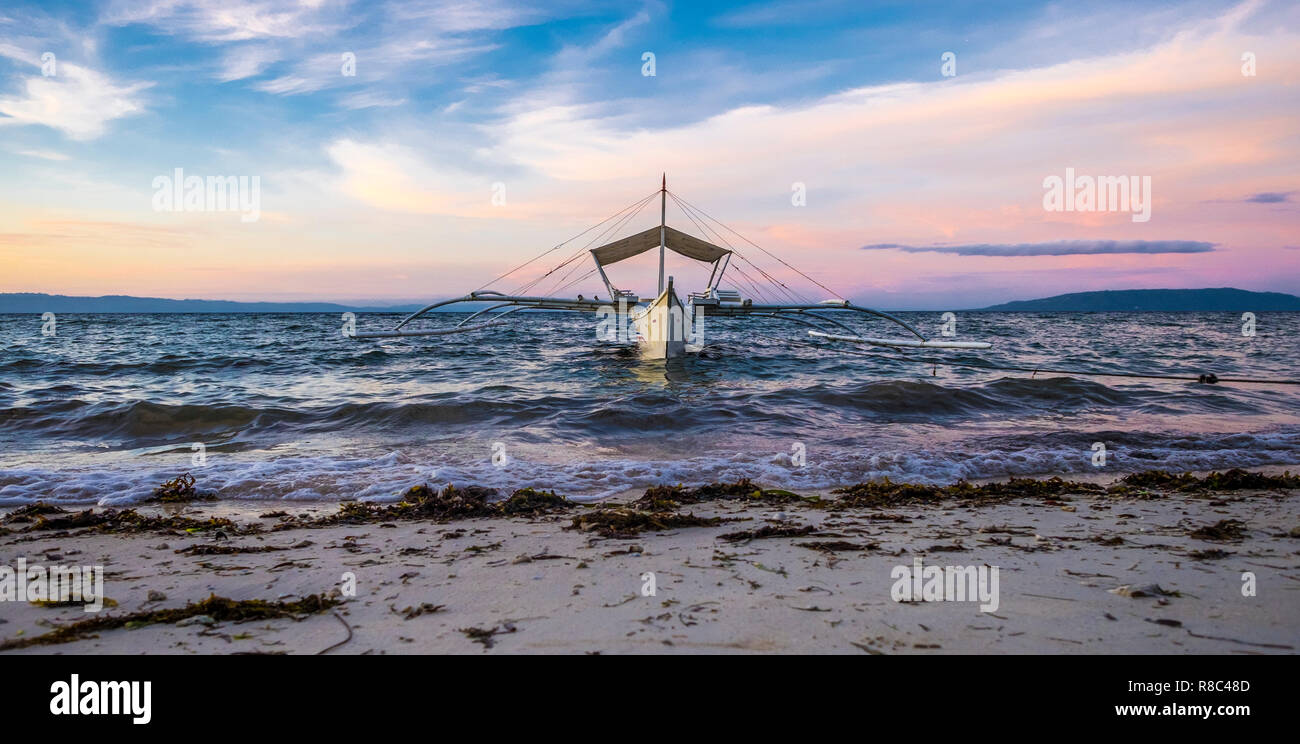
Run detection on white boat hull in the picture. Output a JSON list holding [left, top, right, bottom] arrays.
[[634, 283, 689, 359]]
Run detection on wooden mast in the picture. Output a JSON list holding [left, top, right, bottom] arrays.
[[658, 173, 666, 295]]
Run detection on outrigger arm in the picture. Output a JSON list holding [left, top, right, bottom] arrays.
[[698, 301, 992, 350], [349, 293, 990, 350], [348, 291, 608, 340]]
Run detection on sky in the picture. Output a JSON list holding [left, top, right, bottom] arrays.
[[0, 0, 1296, 309]]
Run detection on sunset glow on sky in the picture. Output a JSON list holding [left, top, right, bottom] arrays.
[[1, 0, 1297, 308]]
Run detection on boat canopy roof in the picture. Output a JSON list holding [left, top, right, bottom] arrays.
[[590, 225, 730, 266]]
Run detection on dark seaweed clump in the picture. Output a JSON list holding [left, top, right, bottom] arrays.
[[798, 540, 877, 552], [1, 502, 67, 524], [1110, 469, 1300, 495], [718, 524, 817, 542], [830, 470, 1300, 511], [287, 484, 573, 528], [0, 593, 338, 651], [4, 504, 248, 536], [1186, 548, 1234, 560], [634, 479, 810, 511], [1188, 519, 1248, 541], [148, 473, 216, 503], [499, 487, 571, 515], [568, 508, 723, 539], [460, 623, 516, 650], [832, 476, 1101, 510], [174, 540, 312, 556]]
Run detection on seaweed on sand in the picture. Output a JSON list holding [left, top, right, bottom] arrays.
[[174, 540, 312, 556], [0, 594, 338, 651], [147, 473, 216, 503], [832, 476, 1102, 510], [1110, 469, 1300, 494], [634, 479, 812, 511], [798, 540, 877, 552], [9, 504, 250, 536], [1188, 519, 1248, 541], [1, 502, 67, 524], [832, 480, 947, 509], [499, 487, 571, 515], [1186, 548, 1234, 560], [392, 602, 444, 620], [567, 508, 723, 539], [460, 622, 516, 650], [718, 524, 817, 542], [1110, 471, 1199, 493], [289, 484, 573, 528], [382, 484, 501, 520], [829, 469, 1296, 511]]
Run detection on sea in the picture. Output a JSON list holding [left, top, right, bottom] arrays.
[[2, 311, 1298, 506]]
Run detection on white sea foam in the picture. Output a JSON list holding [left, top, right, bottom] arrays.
[[2, 430, 1298, 506]]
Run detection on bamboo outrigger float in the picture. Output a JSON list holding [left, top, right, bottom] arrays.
[[349, 176, 991, 358]]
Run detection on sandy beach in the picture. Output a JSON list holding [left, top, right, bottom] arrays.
[[1, 470, 1296, 655]]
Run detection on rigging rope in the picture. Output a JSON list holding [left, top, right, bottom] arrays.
[[668, 190, 844, 301], [669, 193, 740, 287], [667, 195, 776, 301], [513, 190, 658, 295], [517, 191, 657, 295], [477, 189, 660, 293], [553, 268, 600, 296], [668, 193, 807, 305], [675, 194, 809, 304], [538, 192, 658, 296], [725, 263, 781, 305]]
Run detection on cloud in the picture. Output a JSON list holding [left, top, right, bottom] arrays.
[[1244, 191, 1292, 203], [252, 73, 320, 95], [215, 44, 279, 81], [12, 148, 71, 161], [253, 39, 499, 97], [338, 90, 406, 110], [489, 4, 1300, 195], [6, 0, 1299, 304], [460, 75, 512, 95], [384, 0, 556, 33], [0, 60, 149, 140], [107, 0, 552, 105], [325, 138, 497, 218], [493, 7, 656, 119], [860, 241, 1217, 256], [102, 0, 354, 42]]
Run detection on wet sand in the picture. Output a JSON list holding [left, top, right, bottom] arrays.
[[1, 477, 1297, 654]]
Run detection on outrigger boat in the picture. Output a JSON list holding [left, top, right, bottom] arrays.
[[350, 177, 991, 359]]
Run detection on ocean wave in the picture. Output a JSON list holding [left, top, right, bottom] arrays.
[[3, 428, 1297, 506], [3, 312, 1298, 504], [0, 371, 1272, 443]]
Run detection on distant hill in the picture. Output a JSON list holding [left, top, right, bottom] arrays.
[[0, 293, 425, 314], [977, 288, 1300, 312]]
